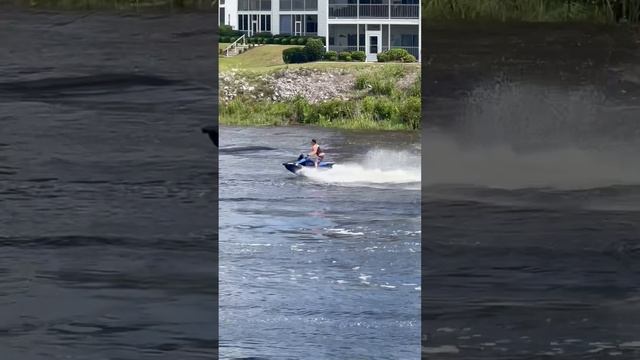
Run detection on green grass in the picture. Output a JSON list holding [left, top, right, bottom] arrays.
[[219, 43, 230, 51], [219, 44, 420, 73], [219, 45, 299, 72]]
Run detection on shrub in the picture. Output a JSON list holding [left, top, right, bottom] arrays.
[[280, 37, 290, 45], [350, 51, 366, 62], [296, 37, 306, 45], [315, 99, 357, 120], [282, 47, 308, 64], [378, 48, 416, 63], [399, 96, 420, 130], [291, 96, 311, 123], [323, 50, 338, 61], [254, 32, 273, 38], [267, 37, 274, 44], [355, 72, 397, 95], [303, 38, 326, 61], [220, 25, 243, 37], [338, 51, 352, 61]]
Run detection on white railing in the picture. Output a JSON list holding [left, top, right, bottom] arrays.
[[223, 34, 247, 56], [328, 3, 419, 18]]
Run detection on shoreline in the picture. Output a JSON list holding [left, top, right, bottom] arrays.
[[219, 64, 421, 131]]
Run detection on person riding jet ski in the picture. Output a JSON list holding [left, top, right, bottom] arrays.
[[308, 139, 325, 168]]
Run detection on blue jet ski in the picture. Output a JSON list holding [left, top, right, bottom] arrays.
[[283, 154, 334, 174]]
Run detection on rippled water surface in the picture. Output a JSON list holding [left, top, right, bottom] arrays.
[[1, 11, 217, 359], [219, 126, 420, 359], [423, 24, 640, 359]]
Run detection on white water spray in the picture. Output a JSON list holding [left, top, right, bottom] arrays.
[[299, 149, 420, 188]]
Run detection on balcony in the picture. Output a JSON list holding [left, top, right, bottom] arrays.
[[328, 3, 419, 19]]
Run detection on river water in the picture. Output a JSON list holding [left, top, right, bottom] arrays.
[[423, 24, 640, 359], [219, 126, 420, 359], [1, 11, 217, 359]]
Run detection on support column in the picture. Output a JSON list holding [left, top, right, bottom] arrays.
[[387, 24, 391, 52], [418, 0, 422, 62], [325, 24, 330, 52]]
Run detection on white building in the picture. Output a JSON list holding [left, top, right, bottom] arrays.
[[219, 0, 420, 62]]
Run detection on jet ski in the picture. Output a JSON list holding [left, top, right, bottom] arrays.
[[283, 154, 334, 174]]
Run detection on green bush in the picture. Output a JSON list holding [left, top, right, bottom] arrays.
[[338, 51, 352, 61], [399, 96, 420, 130], [282, 47, 308, 64], [220, 36, 228, 43], [295, 37, 305, 45], [280, 37, 290, 45], [254, 32, 273, 38], [351, 51, 366, 62], [364, 97, 397, 121], [316, 99, 357, 120], [323, 51, 338, 61], [378, 48, 416, 63], [220, 25, 244, 38], [303, 38, 326, 61]]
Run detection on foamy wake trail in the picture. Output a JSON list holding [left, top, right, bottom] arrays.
[[299, 149, 420, 187], [423, 133, 640, 190]]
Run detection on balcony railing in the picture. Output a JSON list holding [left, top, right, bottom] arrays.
[[359, 4, 387, 17], [390, 4, 419, 18], [328, 3, 419, 18], [329, 4, 357, 18]]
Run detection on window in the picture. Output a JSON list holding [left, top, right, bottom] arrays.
[[280, 0, 291, 10], [347, 34, 356, 46], [292, 0, 304, 10], [238, 0, 249, 10], [280, 15, 292, 34], [369, 36, 378, 53], [238, 14, 250, 31], [305, 0, 317, 10], [220, 7, 225, 25], [305, 15, 317, 34], [400, 34, 417, 47], [260, 15, 271, 32]]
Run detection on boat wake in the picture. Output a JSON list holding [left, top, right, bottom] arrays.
[[299, 149, 420, 189]]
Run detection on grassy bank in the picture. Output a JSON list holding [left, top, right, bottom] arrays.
[[220, 44, 299, 71], [424, 0, 640, 23], [220, 63, 421, 131], [2, 0, 214, 10]]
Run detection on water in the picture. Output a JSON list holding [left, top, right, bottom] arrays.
[[423, 24, 640, 359], [1, 11, 217, 359], [219, 126, 421, 359]]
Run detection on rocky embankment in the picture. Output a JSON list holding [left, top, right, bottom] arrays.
[[220, 67, 419, 104], [220, 68, 356, 103]]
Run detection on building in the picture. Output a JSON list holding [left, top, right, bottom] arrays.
[[219, 0, 421, 62]]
